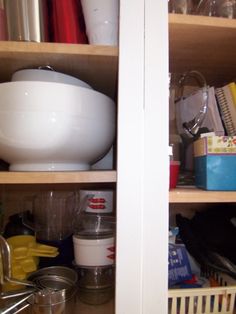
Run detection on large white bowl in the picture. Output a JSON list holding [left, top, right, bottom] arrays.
[[0, 81, 116, 171], [11, 69, 92, 89]]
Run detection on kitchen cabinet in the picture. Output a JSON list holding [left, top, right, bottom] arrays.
[[169, 12, 236, 314], [4, 2, 236, 314], [0, 1, 169, 314]]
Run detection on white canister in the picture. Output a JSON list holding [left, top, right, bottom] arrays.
[[73, 235, 115, 266], [81, 0, 119, 46], [79, 189, 114, 213]]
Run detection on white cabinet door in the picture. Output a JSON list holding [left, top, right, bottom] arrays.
[[116, 1, 169, 313]]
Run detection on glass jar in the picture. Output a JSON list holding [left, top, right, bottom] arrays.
[[0, 0, 7, 40], [196, 0, 235, 18], [73, 264, 115, 305], [169, 0, 193, 14]]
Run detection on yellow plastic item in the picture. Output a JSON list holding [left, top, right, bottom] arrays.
[[1, 235, 59, 291], [7, 235, 58, 259]]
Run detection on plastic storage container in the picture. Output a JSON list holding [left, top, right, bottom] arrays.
[[73, 195, 116, 304], [168, 270, 236, 314]]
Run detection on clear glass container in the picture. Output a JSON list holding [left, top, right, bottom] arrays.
[[73, 264, 115, 305], [196, 0, 235, 18], [169, 0, 193, 14], [0, 0, 6, 40]]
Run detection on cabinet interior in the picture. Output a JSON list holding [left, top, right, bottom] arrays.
[[0, 42, 118, 313], [0, 12, 236, 313], [169, 14, 236, 87], [169, 14, 236, 205], [169, 14, 236, 311], [0, 42, 118, 99]]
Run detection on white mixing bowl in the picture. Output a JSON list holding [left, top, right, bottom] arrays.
[[11, 69, 92, 89], [0, 81, 116, 171]]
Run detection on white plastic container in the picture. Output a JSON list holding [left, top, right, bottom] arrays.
[[73, 235, 115, 266], [81, 0, 119, 45]]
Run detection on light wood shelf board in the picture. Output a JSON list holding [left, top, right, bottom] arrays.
[[0, 41, 118, 99], [169, 14, 236, 86], [0, 171, 117, 184], [0, 41, 118, 56], [169, 13, 236, 28], [76, 298, 114, 314], [169, 186, 236, 203], [20, 298, 114, 314]]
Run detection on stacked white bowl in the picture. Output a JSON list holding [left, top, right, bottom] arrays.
[[0, 69, 116, 171]]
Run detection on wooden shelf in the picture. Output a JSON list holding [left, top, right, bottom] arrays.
[[21, 298, 114, 314], [169, 15, 236, 203], [76, 298, 114, 314], [169, 14, 236, 86], [169, 186, 236, 203], [0, 41, 118, 99], [0, 170, 116, 184]]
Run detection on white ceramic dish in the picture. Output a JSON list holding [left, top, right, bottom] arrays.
[[0, 81, 115, 171], [11, 69, 92, 89]]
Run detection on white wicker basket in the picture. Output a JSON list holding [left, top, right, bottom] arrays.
[[168, 272, 236, 314]]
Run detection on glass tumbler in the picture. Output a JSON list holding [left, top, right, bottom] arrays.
[[169, 0, 193, 14], [0, 0, 6, 40], [196, 0, 235, 18], [216, 0, 235, 18]]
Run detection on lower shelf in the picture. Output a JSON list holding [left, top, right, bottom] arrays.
[[75, 298, 115, 314], [19, 298, 114, 314]]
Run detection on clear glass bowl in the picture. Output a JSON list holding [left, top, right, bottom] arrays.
[[73, 264, 115, 305]]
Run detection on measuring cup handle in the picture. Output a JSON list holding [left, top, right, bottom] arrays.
[[0, 288, 36, 300], [0, 235, 12, 281], [0, 293, 33, 314]]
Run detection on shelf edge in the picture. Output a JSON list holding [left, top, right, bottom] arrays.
[[169, 13, 236, 29], [169, 187, 236, 203], [0, 171, 117, 184], [0, 41, 119, 57]]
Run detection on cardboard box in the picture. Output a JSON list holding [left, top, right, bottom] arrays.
[[194, 136, 236, 190]]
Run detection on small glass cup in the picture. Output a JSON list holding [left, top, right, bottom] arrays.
[[0, 0, 7, 40], [217, 0, 235, 18], [196, 0, 235, 18], [169, 0, 193, 14]]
